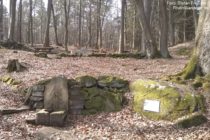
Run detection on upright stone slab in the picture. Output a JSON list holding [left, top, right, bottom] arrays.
[[44, 76, 69, 112]]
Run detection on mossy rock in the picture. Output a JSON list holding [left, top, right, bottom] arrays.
[[130, 79, 205, 121], [175, 113, 207, 128], [81, 87, 123, 114], [57, 52, 71, 57], [34, 52, 48, 58], [0, 75, 22, 85], [85, 96, 104, 110], [76, 76, 97, 88], [98, 76, 128, 89], [81, 87, 102, 100]]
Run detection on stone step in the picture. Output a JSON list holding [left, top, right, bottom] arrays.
[[32, 85, 45, 92], [32, 92, 44, 97], [30, 96, 44, 102]]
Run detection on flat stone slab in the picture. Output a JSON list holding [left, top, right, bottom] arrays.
[[0, 105, 30, 115], [35, 127, 77, 140]]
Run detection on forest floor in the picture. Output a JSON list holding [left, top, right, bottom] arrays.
[[1, 42, 210, 140]]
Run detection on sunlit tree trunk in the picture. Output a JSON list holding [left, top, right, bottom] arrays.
[[0, 0, 3, 40], [176, 0, 210, 79], [78, 0, 82, 47], [29, 0, 33, 47], [51, 4, 59, 46], [119, 0, 126, 53], [135, 0, 158, 58], [44, 0, 52, 47], [17, 0, 22, 43], [159, 0, 170, 58], [8, 0, 17, 41], [64, 0, 71, 51], [88, 0, 92, 48]]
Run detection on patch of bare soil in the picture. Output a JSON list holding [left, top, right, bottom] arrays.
[[1, 48, 210, 140]]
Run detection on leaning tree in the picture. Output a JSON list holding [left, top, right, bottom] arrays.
[[174, 0, 210, 79]]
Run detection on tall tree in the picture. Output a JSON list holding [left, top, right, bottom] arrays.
[[29, 0, 33, 47], [78, 0, 82, 47], [141, 0, 152, 55], [119, 0, 126, 53], [8, 0, 17, 41], [135, 0, 158, 58], [159, 0, 170, 58], [51, 4, 59, 46], [88, 0, 92, 48], [17, 0, 22, 43], [44, 0, 52, 47], [0, 0, 3, 40], [175, 0, 210, 79], [168, 4, 175, 46], [96, 0, 102, 49], [64, 0, 71, 51]]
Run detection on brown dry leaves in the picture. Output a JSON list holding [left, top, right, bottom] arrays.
[[0, 49, 210, 140]]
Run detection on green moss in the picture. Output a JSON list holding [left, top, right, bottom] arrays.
[[203, 82, 210, 91], [98, 75, 128, 88], [195, 95, 206, 113], [175, 47, 192, 57], [37, 78, 51, 85], [81, 109, 97, 115], [85, 96, 104, 111], [81, 87, 102, 99], [175, 113, 207, 128], [181, 55, 198, 80], [76, 75, 97, 87], [131, 79, 205, 121], [103, 92, 123, 111], [0, 75, 21, 85]]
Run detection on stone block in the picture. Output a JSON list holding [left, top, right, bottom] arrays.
[[50, 111, 66, 127], [32, 91, 44, 97], [32, 85, 45, 92], [36, 109, 50, 125], [30, 96, 44, 102], [33, 102, 44, 109]]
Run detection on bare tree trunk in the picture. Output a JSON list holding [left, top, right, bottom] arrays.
[[51, 4, 59, 46], [64, 0, 71, 51], [119, 0, 126, 53], [8, 0, 17, 41], [78, 0, 82, 47], [88, 0, 92, 48], [132, 6, 136, 51], [193, 9, 198, 33], [44, 0, 52, 47], [141, 0, 152, 56], [96, 0, 101, 49], [159, 0, 170, 58], [135, 0, 157, 58], [0, 0, 3, 40], [17, 0, 22, 43], [183, 10, 186, 42], [169, 4, 175, 46], [174, 0, 210, 79], [29, 0, 33, 47]]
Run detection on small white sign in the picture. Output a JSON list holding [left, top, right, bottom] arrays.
[[143, 100, 160, 113]]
